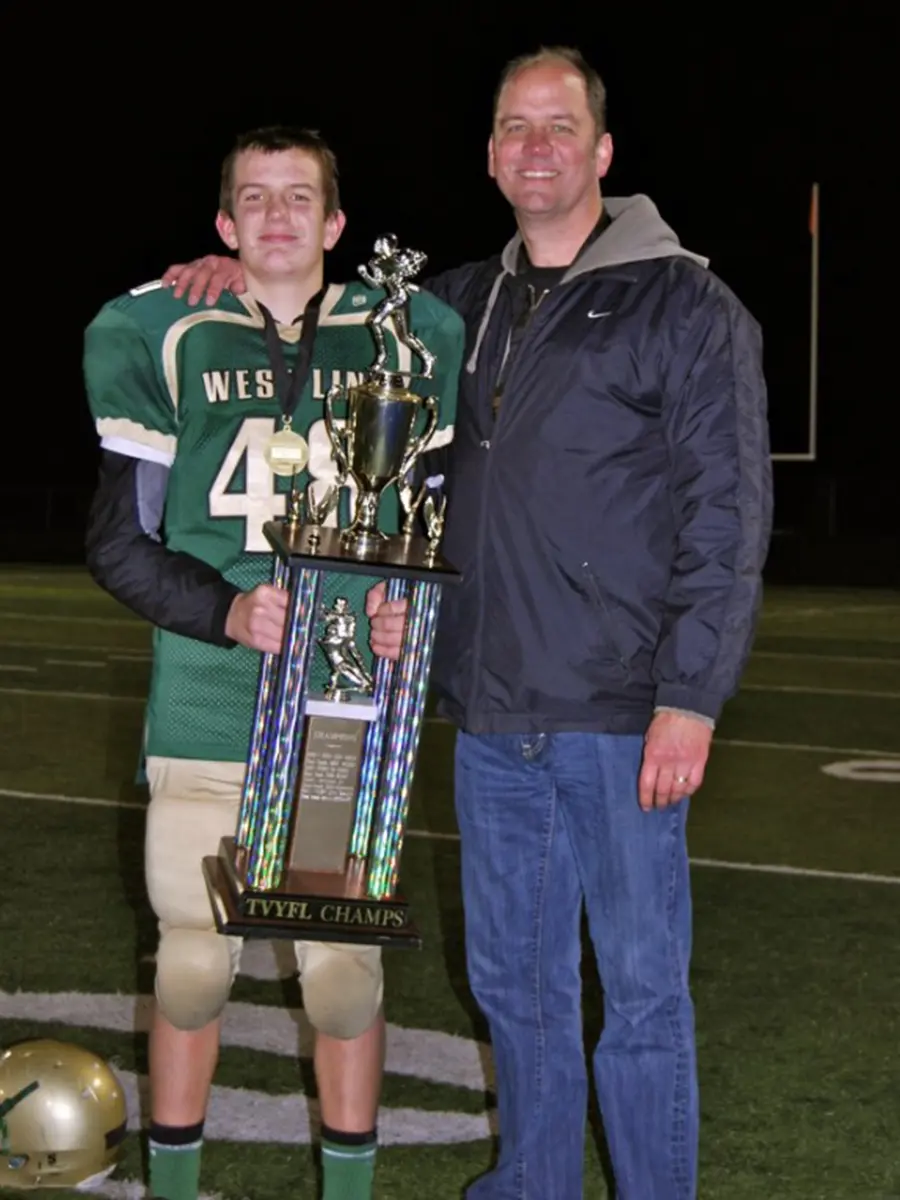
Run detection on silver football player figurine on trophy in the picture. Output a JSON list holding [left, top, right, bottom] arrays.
[[318, 597, 374, 701], [358, 234, 435, 379]]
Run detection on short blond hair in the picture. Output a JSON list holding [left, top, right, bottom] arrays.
[[494, 46, 608, 139]]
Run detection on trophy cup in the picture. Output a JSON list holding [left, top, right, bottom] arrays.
[[202, 235, 456, 948]]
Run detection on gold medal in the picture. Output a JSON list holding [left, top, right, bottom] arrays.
[[264, 425, 310, 478], [257, 293, 323, 477], [258, 292, 323, 479]]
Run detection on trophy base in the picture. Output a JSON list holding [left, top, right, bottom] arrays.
[[264, 520, 458, 583], [202, 838, 421, 949]]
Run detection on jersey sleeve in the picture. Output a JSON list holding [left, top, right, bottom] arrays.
[[83, 302, 177, 467]]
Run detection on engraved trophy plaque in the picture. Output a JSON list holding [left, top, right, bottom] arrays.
[[202, 235, 456, 948]]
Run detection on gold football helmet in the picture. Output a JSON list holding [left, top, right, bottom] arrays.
[[0, 1039, 127, 1190]]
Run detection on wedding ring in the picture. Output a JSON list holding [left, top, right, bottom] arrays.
[[675, 775, 689, 784]]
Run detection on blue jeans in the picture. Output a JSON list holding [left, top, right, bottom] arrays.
[[455, 732, 697, 1200]]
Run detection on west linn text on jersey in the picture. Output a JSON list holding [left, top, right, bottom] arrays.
[[202, 369, 364, 404]]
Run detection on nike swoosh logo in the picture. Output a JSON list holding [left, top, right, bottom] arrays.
[[587, 309, 611, 319]]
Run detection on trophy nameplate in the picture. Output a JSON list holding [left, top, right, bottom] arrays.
[[289, 712, 372, 873]]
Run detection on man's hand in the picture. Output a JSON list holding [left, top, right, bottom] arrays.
[[365, 581, 408, 660], [225, 585, 288, 654], [161, 255, 246, 307], [638, 711, 713, 812]]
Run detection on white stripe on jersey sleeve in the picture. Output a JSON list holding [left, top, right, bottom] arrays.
[[97, 417, 176, 467], [129, 279, 164, 297], [428, 424, 455, 451], [100, 436, 175, 467]]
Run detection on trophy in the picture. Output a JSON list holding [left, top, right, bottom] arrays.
[[202, 235, 456, 948]]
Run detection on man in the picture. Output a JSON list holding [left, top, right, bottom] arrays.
[[163, 48, 772, 1199], [83, 126, 462, 1200]]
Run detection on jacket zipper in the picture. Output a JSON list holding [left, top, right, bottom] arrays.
[[465, 284, 551, 727], [484, 284, 549, 443]]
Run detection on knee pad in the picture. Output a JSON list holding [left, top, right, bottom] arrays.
[[155, 927, 239, 1031], [297, 943, 384, 1040]]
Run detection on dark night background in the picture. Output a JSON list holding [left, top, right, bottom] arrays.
[[9, 5, 897, 584]]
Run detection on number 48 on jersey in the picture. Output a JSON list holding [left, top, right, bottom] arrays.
[[208, 416, 348, 552]]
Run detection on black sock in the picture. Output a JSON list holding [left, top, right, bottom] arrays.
[[149, 1120, 205, 1147], [320, 1124, 377, 1147]]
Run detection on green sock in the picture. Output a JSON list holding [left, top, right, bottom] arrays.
[[321, 1126, 377, 1200], [148, 1122, 203, 1200]]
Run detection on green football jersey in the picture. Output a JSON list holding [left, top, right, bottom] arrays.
[[83, 280, 464, 762]]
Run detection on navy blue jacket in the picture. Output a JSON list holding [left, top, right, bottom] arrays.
[[424, 195, 772, 735]]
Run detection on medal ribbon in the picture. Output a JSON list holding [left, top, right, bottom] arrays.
[[259, 286, 325, 431]]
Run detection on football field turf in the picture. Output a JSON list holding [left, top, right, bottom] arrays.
[[1, 569, 898, 1199]]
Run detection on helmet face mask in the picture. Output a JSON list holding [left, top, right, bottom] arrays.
[[0, 1039, 127, 1190]]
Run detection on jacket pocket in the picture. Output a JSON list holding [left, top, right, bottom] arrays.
[[582, 563, 630, 680]]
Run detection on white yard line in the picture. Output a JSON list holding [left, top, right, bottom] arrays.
[[0, 639, 148, 654], [741, 683, 900, 699], [0, 664, 37, 673], [753, 650, 900, 665], [0, 686, 146, 702], [0, 610, 142, 626], [0, 575, 101, 584], [0, 788, 147, 811], [45, 657, 106, 669], [95, 1184, 221, 1200], [715, 736, 900, 756], [762, 605, 900, 617], [689, 858, 900, 885], [1, 787, 897, 886]]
